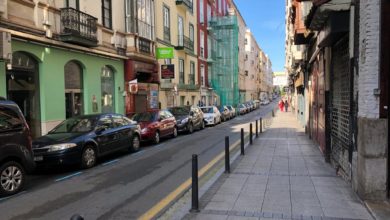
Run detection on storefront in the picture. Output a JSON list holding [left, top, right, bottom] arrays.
[[0, 40, 125, 137], [124, 60, 159, 116]]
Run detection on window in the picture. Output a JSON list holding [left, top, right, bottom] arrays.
[[200, 30, 204, 58], [200, 64, 205, 86], [200, 0, 204, 24], [245, 38, 248, 45], [178, 16, 184, 46], [102, 0, 112, 29], [98, 115, 114, 129], [65, 0, 79, 10], [112, 115, 128, 127], [218, 0, 222, 14], [125, 0, 155, 39], [125, 0, 136, 33], [207, 4, 211, 24], [190, 61, 195, 85], [180, 96, 185, 106], [189, 23, 194, 43], [101, 66, 115, 113], [0, 107, 23, 133], [163, 6, 170, 41], [179, 59, 185, 84]]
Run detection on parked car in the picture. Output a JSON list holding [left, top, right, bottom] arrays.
[[200, 106, 221, 126], [0, 98, 35, 196], [253, 100, 260, 109], [237, 104, 247, 115], [168, 106, 205, 134], [218, 106, 231, 122], [33, 114, 141, 169], [226, 105, 236, 118], [132, 110, 177, 144]]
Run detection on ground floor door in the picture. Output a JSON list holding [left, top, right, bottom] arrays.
[[135, 95, 147, 113], [330, 36, 351, 178], [6, 52, 41, 138]]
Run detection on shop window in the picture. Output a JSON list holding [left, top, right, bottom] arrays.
[[64, 60, 84, 118], [101, 66, 115, 113]]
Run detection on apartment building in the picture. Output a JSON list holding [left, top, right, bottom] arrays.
[[244, 29, 260, 101], [156, 0, 198, 108], [0, 0, 139, 137]]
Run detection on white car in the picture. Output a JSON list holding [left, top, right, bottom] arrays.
[[226, 105, 236, 118], [200, 106, 221, 126]]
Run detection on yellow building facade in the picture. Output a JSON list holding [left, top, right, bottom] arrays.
[[155, 0, 199, 108]]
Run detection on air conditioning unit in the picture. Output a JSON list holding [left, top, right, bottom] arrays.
[[0, 31, 12, 61]]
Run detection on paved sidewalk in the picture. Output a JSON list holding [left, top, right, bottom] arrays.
[[184, 111, 373, 220]]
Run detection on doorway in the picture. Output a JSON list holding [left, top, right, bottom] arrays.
[[6, 52, 41, 138], [64, 61, 83, 118]]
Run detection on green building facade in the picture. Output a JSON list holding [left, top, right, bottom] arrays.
[[0, 40, 125, 137]]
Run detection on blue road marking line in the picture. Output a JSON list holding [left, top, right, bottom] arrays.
[[55, 171, 83, 182], [102, 159, 120, 166], [0, 191, 27, 202], [133, 150, 144, 156]]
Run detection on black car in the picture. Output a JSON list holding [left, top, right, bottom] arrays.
[[32, 114, 141, 169], [0, 98, 35, 196], [168, 106, 205, 134]]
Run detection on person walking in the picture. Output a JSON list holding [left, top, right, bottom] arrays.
[[278, 99, 284, 112], [284, 100, 289, 112]]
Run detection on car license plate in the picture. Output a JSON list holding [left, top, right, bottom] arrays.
[[34, 156, 43, 161]]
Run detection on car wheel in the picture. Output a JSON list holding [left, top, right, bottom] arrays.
[[200, 121, 205, 130], [153, 131, 160, 144], [187, 123, 193, 134], [81, 145, 97, 169], [0, 161, 25, 196], [129, 135, 140, 152], [172, 127, 178, 138]]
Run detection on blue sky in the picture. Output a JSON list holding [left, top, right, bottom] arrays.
[[234, 0, 285, 72]]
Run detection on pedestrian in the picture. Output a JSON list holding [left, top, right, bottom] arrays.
[[284, 100, 289, 112], [278, 99, 284, 112]]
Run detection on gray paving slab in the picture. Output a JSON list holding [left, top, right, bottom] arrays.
[[186, 111, 373, 220]]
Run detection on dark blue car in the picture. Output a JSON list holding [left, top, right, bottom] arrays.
[[32, 114, 141, 169]]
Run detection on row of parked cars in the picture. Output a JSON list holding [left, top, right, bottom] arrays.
[[0, 98, 257, 196]]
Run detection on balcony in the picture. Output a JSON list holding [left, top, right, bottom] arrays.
[[178, 83, 199, 90], [175, 35, 194, 52], [163, 26, 171, 42], [176, 0, 193, 12], [59, 8, 98, 47]]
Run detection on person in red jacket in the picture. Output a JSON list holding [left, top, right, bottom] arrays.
[[278, 99, 284, 112]]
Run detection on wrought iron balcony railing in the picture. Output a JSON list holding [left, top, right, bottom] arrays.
[[60, 8, 98, 47], [176, 35, 194, 52], [178, 83, 199, 90]]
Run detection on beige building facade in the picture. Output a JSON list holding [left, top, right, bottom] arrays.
[[155, 0, 199, 108]]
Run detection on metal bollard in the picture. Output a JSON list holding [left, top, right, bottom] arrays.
[[241, 128, 245, 155], [70, 214, 84, 220], [260, 117, 263, 133], [190, 154, 199, 212], [272, 110, 275, 117], [256, 120, 258, 138], [250, 123, 253, 145], [225, 136, 230, 173]]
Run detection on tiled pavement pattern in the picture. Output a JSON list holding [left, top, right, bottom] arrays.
[[184, 111, 373, 220]]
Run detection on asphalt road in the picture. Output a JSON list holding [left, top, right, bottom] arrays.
[[0, 103, 277, 220]]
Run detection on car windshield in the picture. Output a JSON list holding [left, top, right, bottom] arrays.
[[227, 106, 233, 110], [132, 112, 157, 122], [169, 107, 190, 116], [201, 107, 214, 113], [49, 117, 98, 134]]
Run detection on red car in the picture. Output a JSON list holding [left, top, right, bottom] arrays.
[[131, 110, 177, 144]]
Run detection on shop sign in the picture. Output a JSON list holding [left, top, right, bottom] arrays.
[[150, 90, 159, 109], [156, 47, 174, 59], [161, 64, 175, 79]]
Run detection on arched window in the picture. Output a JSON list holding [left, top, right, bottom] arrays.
[[64, 61, 83, 118], [101, 66, 115, 113]]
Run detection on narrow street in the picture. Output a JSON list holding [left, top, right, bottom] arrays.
[[0, 103, 276, 220]]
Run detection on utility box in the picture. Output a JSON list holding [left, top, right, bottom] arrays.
[[0, 31, 12, 61]]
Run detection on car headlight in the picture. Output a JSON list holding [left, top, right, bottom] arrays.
[[141, 127, 149, 133], [47, 143, 77, 152], [181, 118, 189, 124]]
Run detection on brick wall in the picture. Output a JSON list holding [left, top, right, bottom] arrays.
[[358, 0, 380, 119]]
